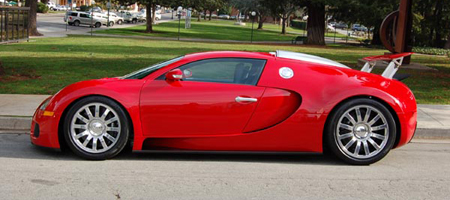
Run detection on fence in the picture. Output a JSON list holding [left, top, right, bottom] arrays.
[[0, 6, 30, 44]]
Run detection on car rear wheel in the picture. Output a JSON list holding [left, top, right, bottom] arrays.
[[132, 19, 137, 24], [95, 22, 101, 28], [117, 20, 123, 25], [73, 20, 80, 26], [325, 98, 396, 165], [64, 96, 130, 160], [108, 21, 114, 27]]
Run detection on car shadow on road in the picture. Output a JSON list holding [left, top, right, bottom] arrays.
[[0, 134, 345, 166]]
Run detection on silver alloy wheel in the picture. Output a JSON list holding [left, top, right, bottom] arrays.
[[335, 105, 389, 159], [70, 103, 121, 154]]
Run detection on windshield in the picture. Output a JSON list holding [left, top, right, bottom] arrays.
[[122, 56, 184, 79]]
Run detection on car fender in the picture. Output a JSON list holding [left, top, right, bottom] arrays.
[[43, 78, 146, 150]]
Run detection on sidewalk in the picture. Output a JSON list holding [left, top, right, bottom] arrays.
[[0, 94, 449, 138]]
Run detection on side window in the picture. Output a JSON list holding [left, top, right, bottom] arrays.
[[71, 13, 78, 17], [80, 13, 90, 18], [159, 58, 266, 86]]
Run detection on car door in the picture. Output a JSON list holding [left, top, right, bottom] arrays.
[[79, 13, 90, 25], [140, 58, 267, 137]]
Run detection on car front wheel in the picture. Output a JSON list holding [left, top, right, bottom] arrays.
[[63, 96, 130, 160], [95, 22, 101, 28], [73, 20, 80, 26], [325, 98, 396, 165], [117, 20, 123, 25]]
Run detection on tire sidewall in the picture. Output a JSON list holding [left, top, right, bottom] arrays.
[[63, 96, 129, 160], [326, 98, 397, 165]]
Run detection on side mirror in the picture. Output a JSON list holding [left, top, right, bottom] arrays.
[[166, 69, 183, 81]]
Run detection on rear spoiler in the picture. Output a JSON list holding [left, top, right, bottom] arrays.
[[360, 52, 414, 79]]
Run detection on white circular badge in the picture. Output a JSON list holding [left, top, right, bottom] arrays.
[[279, 67, 294, 79]]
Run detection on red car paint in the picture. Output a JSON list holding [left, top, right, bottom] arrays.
[[30, 51, 417, 153]]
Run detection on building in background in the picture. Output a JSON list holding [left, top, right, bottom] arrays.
[[59, 0, 92, 7]]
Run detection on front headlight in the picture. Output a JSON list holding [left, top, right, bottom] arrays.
[[39, 98, 51, 111]]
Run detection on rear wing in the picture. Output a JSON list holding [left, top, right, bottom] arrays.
[[360, 52, 413, 79]]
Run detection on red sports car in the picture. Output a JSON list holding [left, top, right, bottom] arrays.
[[31, 50, 417, 164]]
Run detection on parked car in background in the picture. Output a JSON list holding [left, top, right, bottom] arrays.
[[137, 9, 162, 21], [89, 7, 102, 13], [106, 13, 124, 25], [218, 14, 230, 19], [64, 11, 104, 28], [92, 12, 114, 27], [47, 2, 56, 10], [117, 11, 139, 24], [334, 22, 348, 29], [352, 24, 368, 32], [53, 5, 67, 11]]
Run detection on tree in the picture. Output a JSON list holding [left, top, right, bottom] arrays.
[[204, 0, 225, 21], [25, 0, 42, 36], [304, 1, 326, 45], [330, 0, 398, 45], [262, 0, 297, 34], [413, 0, 450, 48]]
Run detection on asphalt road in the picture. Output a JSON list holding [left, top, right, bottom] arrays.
[[36, 12, 174, 37], [0, 134, 449, 200]]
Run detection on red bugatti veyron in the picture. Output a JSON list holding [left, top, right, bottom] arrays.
[[30, 50, 417, 164]]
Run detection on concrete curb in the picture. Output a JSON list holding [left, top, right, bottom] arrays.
[[415, 128, 450, 140], [0, 116, 31, 131], [1, 116, 449, 140]]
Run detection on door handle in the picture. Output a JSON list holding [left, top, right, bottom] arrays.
[[235, 96, 258, 103]]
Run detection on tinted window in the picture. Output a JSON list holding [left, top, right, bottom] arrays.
[[80, 13, 90, 18], [160, 58, 266, 86], [122, 56, 184, 79], [70, 13, 78, 16]]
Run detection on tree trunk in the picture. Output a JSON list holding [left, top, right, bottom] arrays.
[[433, 0, 443, 47], [257, 16, 264, 29], [152, 4, 156, 25], [371, 25, 382, 45], [444, 35, 450, 49], [281, 16, 287, 34], [209, 11, 212, 21], [26, 0, 42, 36], [306, 3, 325, 45], [204, 10, 207, 20], [145, 3, 153, 33], [197, 11, 201, 22]]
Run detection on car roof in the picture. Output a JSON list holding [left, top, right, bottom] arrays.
[[274, 50, 349, 68], [185, 51, 274, 60], [184, 51, 349, 69]]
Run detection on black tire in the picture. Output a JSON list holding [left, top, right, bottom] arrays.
[[117, 20, 123, 25], [68, 22, 73, 26], [108, 21, 114, 27], [325, 98, 396, 165], [73, 20, 80, 26], [132, 19, 137, 24], [95, 22, 101, 28], [63, 96, 130, 160]]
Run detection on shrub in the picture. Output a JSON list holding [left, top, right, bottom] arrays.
[[291, 20, 306, 30], [37, 2, 49, 13], [412, 46, 450, 56]]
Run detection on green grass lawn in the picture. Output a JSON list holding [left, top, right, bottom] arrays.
[[0, 36, 449, 104], [95, 19, 350, 42]]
